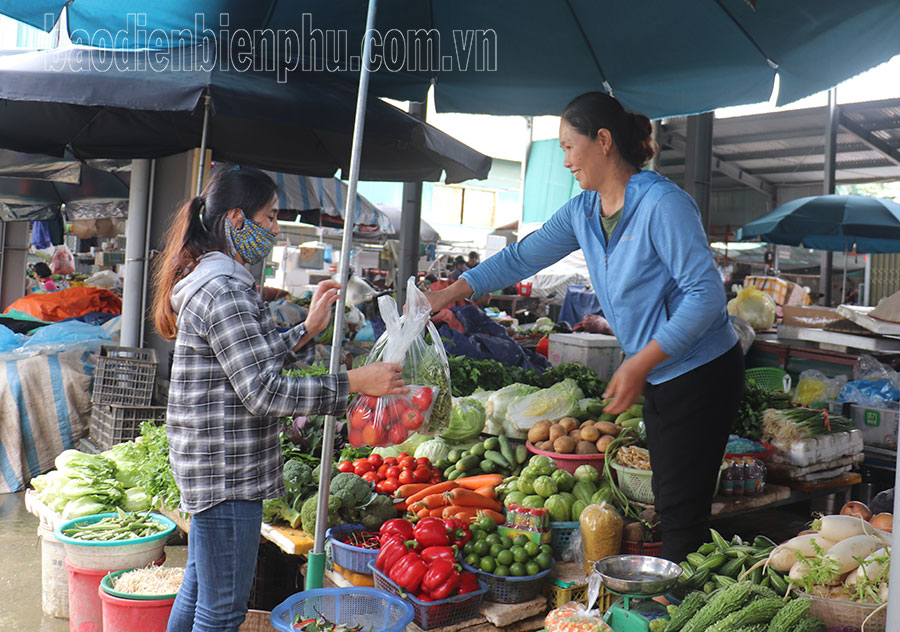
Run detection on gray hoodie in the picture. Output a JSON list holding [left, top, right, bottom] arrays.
[[170, 251, 254, 316]]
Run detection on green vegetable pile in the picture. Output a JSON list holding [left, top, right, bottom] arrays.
[[61, 508, 168, 541], [734, 383, 791, 440], [448, 357, 607, 400], [437, 435, 528, 480], [138, 422, 182, 510]]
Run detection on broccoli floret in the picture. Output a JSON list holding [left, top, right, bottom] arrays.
[[283, 460, 313, 491], [313, 461, 338, 486], [329, 472, 373, 510], [262, 498, 302, 529], [300, 494, 341, 535], [359, 494, 397, 531]]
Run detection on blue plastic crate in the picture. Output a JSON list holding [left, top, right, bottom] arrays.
[[326, 524, 379, 574], [460, 559, 554, 604], [270, 587, 413, 632], [550, 521, 579, 558]]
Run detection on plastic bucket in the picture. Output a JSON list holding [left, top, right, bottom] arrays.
[[39, 525, 69, 619], [65, 555, 164, 632], [98, 584, 175, 632], [56, 512, 176, 570]]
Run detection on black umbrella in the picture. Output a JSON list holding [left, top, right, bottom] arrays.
[[0, 45, 491, 184]]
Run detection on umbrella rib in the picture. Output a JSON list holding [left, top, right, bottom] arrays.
[[563, 0, 612, 94], [713, 0, 778, 69]]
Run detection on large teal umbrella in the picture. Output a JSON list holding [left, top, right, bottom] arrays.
[[736, 195, 900, 254]]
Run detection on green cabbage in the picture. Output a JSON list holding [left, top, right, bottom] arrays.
[[55, 450, 116, 482], [62, 495, 110, 520], [102, 441, 147, 488], [485, 383, 540, 424], [414, 438, 451, 463], [122, 487, 152, 512], [372, 432, 429, 458], [506, 379, 583, 431], [442, 397, 486, 443]]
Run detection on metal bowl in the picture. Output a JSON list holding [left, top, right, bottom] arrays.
[[593, 555, 683, 596]]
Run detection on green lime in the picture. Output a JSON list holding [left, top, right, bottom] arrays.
[[489, 543, 503, 558], [526, 561, 540, 576], [511, 546, 529, 563], [524, 541, 540, 557], [486, 534, 503, 546], [539, 544, 553, 557], [509, 562, 526, 576], [535, 551, 553, 570], [475, 514, 496, 532], [472, 540, 490, 556], [500, 536, 513, 549], [472, 528, 488, 541], [462, 541, 475, 555], [480, 556, 496, 573], [494, 565, 510, 577], [464, 553, 480, 567], [496, 549, 514, 566], [514, 535, 530, 547]]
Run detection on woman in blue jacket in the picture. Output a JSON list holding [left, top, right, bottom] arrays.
[[427, 92, 744, 562]]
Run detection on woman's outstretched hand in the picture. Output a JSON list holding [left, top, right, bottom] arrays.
[[348, 362, 406, 397]]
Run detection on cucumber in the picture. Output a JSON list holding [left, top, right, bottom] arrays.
[[470, 443, 486, 457], [515, 444, 528, 464], [444, 464, 458, 479], [696, 553, 727, 573], [697, 542, 717, 555], [480, 459, 496, 473], [767, 567, 789, 594], [447, 468, 465, 480], [498, 435, 515, 466], [456, 454, 481, 472], [447, 449, 462, 464], [484, 450, 510, 469], [483, 437, 499, 451], [719, 554, 746, 578], [434, 459, 451, 472], [686, 553, 706, 568]]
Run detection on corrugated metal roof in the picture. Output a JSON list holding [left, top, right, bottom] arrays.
[[658, 98, 900, 192]]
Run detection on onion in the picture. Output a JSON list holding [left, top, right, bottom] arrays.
[[870, 512, 893, 533], [840, 500, 873, 521]]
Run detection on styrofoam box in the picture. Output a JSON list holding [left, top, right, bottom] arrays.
[[769, 429, 863, 467], [850, 404, 900, 449], [547, 333, 624, 380]]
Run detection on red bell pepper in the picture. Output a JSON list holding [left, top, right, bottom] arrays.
[[376, 535, 410, 573], [443, 518, 471, 548], [379, 518, 415, 545], [420, 545, 457, 566], [388, 552, 427, 592], [421, 559, 460, 600], [458, 571, 480, 595], [413, 517, 450, 547]]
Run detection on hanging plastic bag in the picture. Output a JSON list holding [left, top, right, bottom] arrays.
[[794, 369, 848, 406], [50, 244, 75, 275], [727, 285, 776, 330], [346, 277, 452, 447]]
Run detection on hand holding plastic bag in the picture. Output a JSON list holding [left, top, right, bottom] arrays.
[[346, 277, 452, 447]]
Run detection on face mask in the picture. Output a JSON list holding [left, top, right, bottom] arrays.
[[224, 211, 277, 265]]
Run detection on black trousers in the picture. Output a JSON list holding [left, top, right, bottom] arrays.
[[642, 343, 744, 563]]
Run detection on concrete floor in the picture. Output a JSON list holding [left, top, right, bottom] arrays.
[[0, 491, 187, 632]]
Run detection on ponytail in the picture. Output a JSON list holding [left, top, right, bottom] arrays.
[[562, 92, 656, 169]]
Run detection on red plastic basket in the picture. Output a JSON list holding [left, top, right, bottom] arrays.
[[622, 540, 663, 557], [526, 441, 605, 475]]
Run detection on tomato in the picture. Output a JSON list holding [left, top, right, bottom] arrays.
[[338, 460, 354, 473], [381, 477, 400, 493], [355, 394, 377, 410], [375, 479, 392, 494], [399, 456, 415, 471], [354, 461, 374, 476], [416, 457, 431, 469], [429, 473, 442, 484], [361, 471, 378, 483], [349, 406, 371, 430], [397, 452, 409, 460], [348, 428, 363, 447], [412, 467, 431, 483], [401, 408, 423, 431], [367, 453, 384, 469], [383, 457, 398, 468], [362, 423, 386, 447], [389, 423, 409, 445], [398, 470, 415, 485], [376, 464, 390, 479], [385, 466, 401, 479], [385, 398, 407, 423], [411, 386, 434, 411]]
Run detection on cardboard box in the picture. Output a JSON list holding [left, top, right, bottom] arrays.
[[850, 404, 900, 449], [548, 333, 624, 380], [782, 306, 841, 329]]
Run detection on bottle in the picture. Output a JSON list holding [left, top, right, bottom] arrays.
[[722, 459, 735, 496], [731, 459, 745, 496]]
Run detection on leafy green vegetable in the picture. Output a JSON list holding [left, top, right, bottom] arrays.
[[61, 495, 111, 520], [447, 355, 539, 397], [329, 472, 373, 510], [485, 383, 540, 425], [442, 397, 486, 443], [414, 438, 451, 463], [139, 422, 181, 510], [540, 363, 607, 399], [102, 441, 147, 488], [121, 487, 152, 512], [357, 494, 396, 530]]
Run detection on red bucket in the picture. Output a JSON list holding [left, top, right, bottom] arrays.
[[516, 281, 532, 296], [99, 585, 176, 632]]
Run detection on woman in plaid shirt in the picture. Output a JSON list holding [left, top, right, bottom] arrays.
[[152, 167, 403, 632]]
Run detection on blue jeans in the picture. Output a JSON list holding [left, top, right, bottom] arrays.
[[167, 500, 262, 632]]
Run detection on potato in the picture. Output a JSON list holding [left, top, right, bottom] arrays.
[[580, 425, 601, 442], [528, 422, 551, 444], [576, 440, 598, 454], [549, 424, 566, 443], [568, 429, 582, 442], [536, 440, 554, 451], [553, 436, 577, 454], [594, 421, 620, 437], [559, 417, 578, 432], [595, 435, 615, 453], [580, 420, 595, 430]]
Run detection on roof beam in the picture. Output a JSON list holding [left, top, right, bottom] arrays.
[[839, 112, 900, 167], [660, 131, 775, 198], [662, 157, 897, 177]]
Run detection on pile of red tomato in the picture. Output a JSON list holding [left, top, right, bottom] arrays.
[[338, 452, 442, 496], [347, 386, 435, 447]]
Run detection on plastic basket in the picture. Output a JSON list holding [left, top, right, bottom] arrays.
[[270, 587, 414, 632], [745, 367, 791, 392], [460, 560, 553, 604], [89, 403, 167, 450], [92, 345, 157, 407], [100, 568, 179, 600], [543, 582, 613, 613], [368, 561, 487, 630], [804, 593, 886, 632], [550, 521, 579, 559], [55, 512, 176, 570], [526, 441, 606, 475], [326, 524, 378, 575], [622, 540, 663, 557], [610, 461, 655, 504]]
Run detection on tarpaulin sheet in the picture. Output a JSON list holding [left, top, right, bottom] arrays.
[[4, 287, 121, 322]]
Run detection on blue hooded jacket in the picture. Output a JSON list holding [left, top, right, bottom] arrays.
[[461, 170, 737, 384]]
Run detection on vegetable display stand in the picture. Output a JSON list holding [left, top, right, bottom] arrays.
[[326, 524, 378, 574], [461, 560, 554, 604], [549, 521, 579, 558], [55, 512, 176, 570], [369, 561, 488, 630], [806, 593, 886, 632], [270, 587, 414, 632], [525, 441, 606, 475], [98, 583, 175, 632]]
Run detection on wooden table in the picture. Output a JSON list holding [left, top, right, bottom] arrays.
[[487, 294, 543, 316]]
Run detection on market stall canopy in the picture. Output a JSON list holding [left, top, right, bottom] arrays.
[[736, 194, 900, 254], [2, 2, 899, 117], [0, 45, 491, 183], [375, 204, 441, 242], [0, 150, 80, 183]]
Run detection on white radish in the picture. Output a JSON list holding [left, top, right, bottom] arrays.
[[879, 582, 889, 602], [789, 559, 811, 582], [816, 514, 890, 543], [844, 547, 888, 588], [824, 534, 882, 574], [768, 534, 837, 572]]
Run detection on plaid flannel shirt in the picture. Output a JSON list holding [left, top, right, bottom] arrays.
[[167, 273, 348, 514]]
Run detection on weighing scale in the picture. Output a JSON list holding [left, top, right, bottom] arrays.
[[591, 555, 683, 632]]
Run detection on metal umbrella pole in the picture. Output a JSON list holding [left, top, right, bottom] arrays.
[[306, 0, 378, 590], [195, 94, 211, 196]]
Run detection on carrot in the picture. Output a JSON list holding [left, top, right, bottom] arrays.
[[396, 483, 430, 499], [405, 481, 457, 505], [474, 485, 497, 499], [428, 507, 446, 517], [444, 488, 502, 512], [443, 506, 476, 521], [476, 509, 506, 525], [455, 474, 503, 490], [415, 493, 449, 510], [394, 499, 409, 512], [415, 506, 430, 518]]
